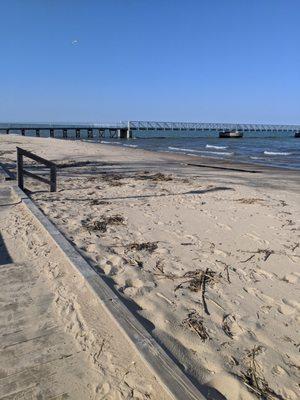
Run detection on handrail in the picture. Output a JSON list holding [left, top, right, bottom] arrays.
[[17, 147, 57, 192]]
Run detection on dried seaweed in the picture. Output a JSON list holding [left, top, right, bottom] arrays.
[[153, 260, 178, 280], [175, 268, 217, 315], [134, 172, 173, 181], [100, 173, 124, 186], [240, 346, 285, 400], [127, 242, 158, 253], [152, 173, 173, 181], [90, 199, 111, 205], [182, 311, 209, 341], [83, 215, 125, 233], [235, 198, 265, 204], [216, 260, 231, 283], [241, 249, 275, 262]]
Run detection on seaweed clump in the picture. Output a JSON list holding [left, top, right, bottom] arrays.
[[83, 215, 125, 233]]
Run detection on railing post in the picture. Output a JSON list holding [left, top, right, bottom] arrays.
[[36, 129, 40, 137], [98, 129, 104, 138], [50, 128, 54, 138], [17, 148, 24, 190], [63, 129, 68, 139], [50, 165, 57, 192], [87, 128, 93, 139]]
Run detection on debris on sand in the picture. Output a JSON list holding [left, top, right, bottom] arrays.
[[241, 248, 275, 262], [175, 268, 217, 315], [127, 242, 158, 253], [153, 260, 178, 280], [152, 173, 173, 181], [100, 173, 124, 186], [134, 172, 173, 181], [90, 199, 111, 205], [240, 346, 285, 400], [235, 198, 265, 204], [182, 311, 209, 342], [82, 215, 125, 233]]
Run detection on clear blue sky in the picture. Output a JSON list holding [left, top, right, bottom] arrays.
[[0, 0, 299, 124]]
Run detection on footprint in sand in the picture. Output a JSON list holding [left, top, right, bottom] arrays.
[[123, 279, 144, 297], [272, 365, 287, 376], [282, 273, 299, 284], [244, 232, 270, 246], [216, 222, 232, 231], [277, 298, 300, 315], [278, 304, 294, 315], [243, 287, 275, 305], [222, 314, 244, 338], [99, 255, 124, 275], [95, 382, 111, 396], [205, 373, 255, 400]]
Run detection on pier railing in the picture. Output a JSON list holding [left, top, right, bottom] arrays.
[[17, 147, 57, 192]]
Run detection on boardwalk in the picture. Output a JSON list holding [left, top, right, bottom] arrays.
[[0, 187, 99, 399]]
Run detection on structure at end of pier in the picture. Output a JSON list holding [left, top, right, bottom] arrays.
[[219, 130, 243, 138]]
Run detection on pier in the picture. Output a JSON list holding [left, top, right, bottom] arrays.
[[1, 121, 300, 139]]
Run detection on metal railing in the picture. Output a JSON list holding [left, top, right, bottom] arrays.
[[17, 147, 57, 192]]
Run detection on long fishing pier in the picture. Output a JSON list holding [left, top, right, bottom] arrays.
[[1, 121, 300, 138]]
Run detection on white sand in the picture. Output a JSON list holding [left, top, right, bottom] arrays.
[[1, 134, 300, 400]]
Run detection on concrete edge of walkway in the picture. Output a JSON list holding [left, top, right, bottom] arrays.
[[12, 184, 206, 400]]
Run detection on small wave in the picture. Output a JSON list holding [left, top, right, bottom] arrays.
[[168, 146, 233, 156], [250, 156, 265, 160], [168, 146, 197, 152], [101, 140, 121, 145], [203, 151, 233, 156], [187, 153, 225, 159], [123, 144, 138, 148], [206, 144, 228, 150], [264, 151, 291, 156]]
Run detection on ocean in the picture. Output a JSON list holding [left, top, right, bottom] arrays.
[[100, 131, 300, 170], [3, 129, 300, 170]]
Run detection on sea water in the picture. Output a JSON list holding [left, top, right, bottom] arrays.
[[102, 130, 300, 170]]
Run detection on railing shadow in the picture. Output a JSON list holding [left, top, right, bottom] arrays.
[[0, 233, 13, 266]]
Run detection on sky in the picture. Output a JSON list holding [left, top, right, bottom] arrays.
[[0, 0, 299, 124]]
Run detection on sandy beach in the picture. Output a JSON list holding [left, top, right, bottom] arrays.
[[1, 134, 299, 400]]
